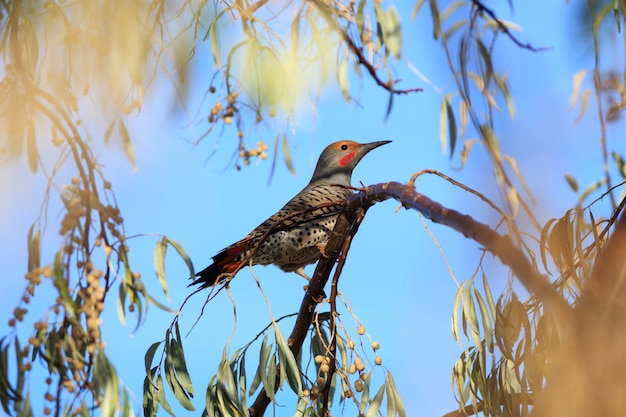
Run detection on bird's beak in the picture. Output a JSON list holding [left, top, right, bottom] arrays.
[[361, 140, 392, 153]]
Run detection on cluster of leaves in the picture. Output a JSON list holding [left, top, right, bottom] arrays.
[[147, 304, 405, 417]]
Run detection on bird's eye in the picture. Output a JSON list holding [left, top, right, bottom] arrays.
[[341, 144, 348, 150]]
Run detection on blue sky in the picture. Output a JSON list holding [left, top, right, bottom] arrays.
[[0, 1, 619, 416]]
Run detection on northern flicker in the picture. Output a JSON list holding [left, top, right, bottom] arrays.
[[191, 140, 390, 289]]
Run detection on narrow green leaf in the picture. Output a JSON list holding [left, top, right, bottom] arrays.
[[204, 376, 217, 416], [481, 273, 497, 324], [155, 374, 176, 417], [117, 282, 128, 326], [165, 352, 195, 410], [275, 326, 302, 395], [451, 284, 463, 345], [169, 338, 195, 395], [411, 0, 426, 21], [165, 237, 195, 278], [217, 350, 238, 402], [365, 383, 385, 417], [145, 292, 180, 314], [473, 288, 493, 352], [444, 19, 468, 39], [104, 119, 116, 144], [143, 374, 158, 417], [572, 89, 591, 125], [386, 372, 406, 417], [476, 39, 493, 87], [27, 223, 40, 272], [440, 1, 466, 21], [154, 238, 171, 303], [569, 69, 587, 111], [429, 0, 441, 39], [383, 6, 402, 59], [356, 0, 366, 38], [211, 20, 222, 68], [462, 283, 482, 349], [612, 151, 626, 179], [439, 97, 449, 155], [122, 388, 132, 417], [266, 353, 277, 401], [26, 118, 38, 173], [95, 351, 120, 417], [238, 355, 248, 412], [338, 59, 351, 102], [282, 135, 298, 176], [495, 74, 516, 119], [119, 121, 138, 173], [446, 97, 457, 158], [144, 343, 161, 376], [564, 174, 579, 192]]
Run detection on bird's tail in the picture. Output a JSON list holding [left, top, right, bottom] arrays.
[[190, 239, 251, 289]]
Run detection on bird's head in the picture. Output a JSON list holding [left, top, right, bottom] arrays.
[[309, 140, 391, 185]]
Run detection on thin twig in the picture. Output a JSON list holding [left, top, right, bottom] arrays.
[[471, 0, 551, 52]]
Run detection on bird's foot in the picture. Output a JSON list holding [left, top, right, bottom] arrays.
[[316, 243, 329, 258]]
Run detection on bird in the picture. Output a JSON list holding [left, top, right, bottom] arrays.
[[191, 140, 391, 289]]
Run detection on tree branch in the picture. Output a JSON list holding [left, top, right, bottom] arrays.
[[248, 180, 571, 416], [471, 0, 551, 52]]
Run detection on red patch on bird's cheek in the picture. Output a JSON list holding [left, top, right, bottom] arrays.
[[338, 151, 356, 167]]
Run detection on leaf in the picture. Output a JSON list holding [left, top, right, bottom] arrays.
[[122, 389, 132, 417], [155, 374, 175, 417], [451, 284, 463, 345], [383, 6, 402, 59], [564, 174, 579, 192], [411, 0, 426, 21], [473, 288, 493, 352], [211, 20, 222, 68], [275, 326, 302, 395], [338, 59, 351, 102], [119, 121, 138, 173], [26, 118, 38, 173], [165, 349, 195, 410], [386, 372, 406, 417], [429, 0, 441, 40], [447, 97, 457, 158], [441, 1, 466, 21], [169, 338, 195, 396], [572, 89, 591, 126], [166, 237, 195, 278], [444, 19, 468, 39], [144, 342, 161, 376], [258, 334, 275, 401], [94, 350, 120, 417], [27, 223, 40, 272], [612, 151, 626, 179], [356, 0, 366, 38], [104, 120, 116, 144], [282, 134, 298, 176], [364, 383, 385, 417], [495, 73, 515, 119], [238, 355, 248, 412], [117, 282, 128, 327], [153, 238, 171, 303], [439, 94, 456, 157], [569, 69, 587, 111], [19, 17, 39, 80]]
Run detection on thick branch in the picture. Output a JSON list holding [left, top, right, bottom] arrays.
[[248, 180, 571, 416], [348, 182, 571, 325], [248, 202, 363, 416]]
